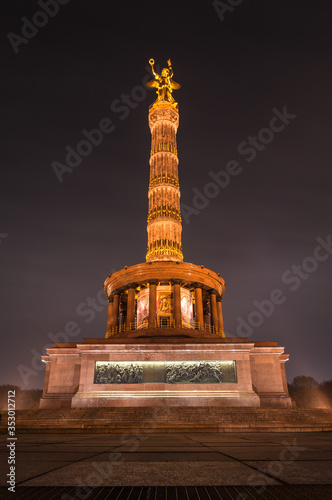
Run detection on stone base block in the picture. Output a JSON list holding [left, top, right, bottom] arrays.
[[39, 395, 72, 409], [71, 390, 261, 408], [40, 337, 293, 409], [259, 394, 293, 408]]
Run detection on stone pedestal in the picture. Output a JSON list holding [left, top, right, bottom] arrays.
[[40, 331, 292, 409]]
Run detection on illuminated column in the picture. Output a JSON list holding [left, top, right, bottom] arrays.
[[173, 280, 182, 327], [217, 297, 225, 337], [146, 103, 183, 262], [210, 291, 218, 331], [204, 298, 210, 328], [148, 281, 157, 327], [106, 296, 113, 335], [112, 292, 120, 329], [194, 285, 204, 329], [126, 286, 136, 330]]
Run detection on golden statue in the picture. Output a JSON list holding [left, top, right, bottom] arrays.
[[146, 59, 181, 105]]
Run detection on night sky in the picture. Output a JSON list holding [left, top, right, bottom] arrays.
[[2, 0, 332, 389]]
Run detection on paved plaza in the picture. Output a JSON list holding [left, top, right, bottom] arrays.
[[1, 431, 332, 498]]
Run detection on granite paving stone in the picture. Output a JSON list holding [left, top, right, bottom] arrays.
[[81, 452, 236, 462], [16, 452, 99, 462], [1, 462, 73, 486], [244, 460, 332, 484], [1, 431, 331, 488], [20, 462, 280, 486]]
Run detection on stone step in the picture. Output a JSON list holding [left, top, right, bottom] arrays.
[[1, 407, 332, 433], [11, 408, 331, 415]]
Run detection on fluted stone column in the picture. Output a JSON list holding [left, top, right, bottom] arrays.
[[210, 291, 218, 332], [194, 285, 204, 329], [173, 280, 182, 327], [112, 292, 120, 329], [106, 296, 114, 335], [148, 281, 157, 327], [217, 296, 225, 337], [126, 286, 136, 330]]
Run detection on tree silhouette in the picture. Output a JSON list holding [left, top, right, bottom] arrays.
[[0, 385, 42, 409], [288, 376, 331, 408]]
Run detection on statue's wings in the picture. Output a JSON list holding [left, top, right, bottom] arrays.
[[146, 79, 159, 88], [169, 79, 181, 90]]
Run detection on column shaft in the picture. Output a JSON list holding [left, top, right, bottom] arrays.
[[217, 297, 225, 337], [148, 283, 157, 327], [173, 283, 182, 327], [210, 292, 218, 331], [112, 293, 120, 329], [106, 298, 113, 335], [126, 287, 136, 330], [146, 105, 182, 262], [194, 286, 204, 329]]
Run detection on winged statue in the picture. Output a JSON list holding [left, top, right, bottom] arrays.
[[146, 59, 181, 105]]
